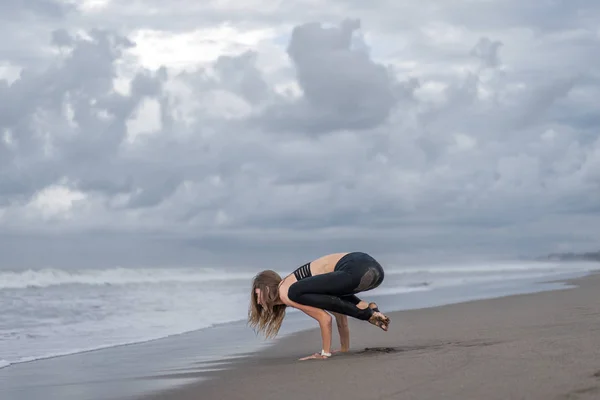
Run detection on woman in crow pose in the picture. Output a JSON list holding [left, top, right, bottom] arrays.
[[248, 251, 390, 360]]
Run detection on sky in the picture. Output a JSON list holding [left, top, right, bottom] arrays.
[[1, 0, 600, 269]]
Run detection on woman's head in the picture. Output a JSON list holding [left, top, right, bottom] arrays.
[[248, 270, 286, 338]]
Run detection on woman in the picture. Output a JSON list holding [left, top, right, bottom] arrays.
[[248, 251, 390, 361]]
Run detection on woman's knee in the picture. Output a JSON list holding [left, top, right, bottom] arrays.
[[287, 283, 303, 303]]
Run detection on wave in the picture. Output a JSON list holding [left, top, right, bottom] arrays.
[[0, 329, 222, 368], [0, 305, 252, 368], [385, 260, 598, 276], [0, 267, 256, 289], [371, 285, 431, 296], [2, 259, 595, 290]]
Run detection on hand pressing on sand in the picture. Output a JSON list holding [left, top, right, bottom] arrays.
[[298, 352, 330, 361], [299, 347, 350, 360]]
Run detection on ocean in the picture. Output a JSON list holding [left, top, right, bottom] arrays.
[[1, 259, 597, 372]]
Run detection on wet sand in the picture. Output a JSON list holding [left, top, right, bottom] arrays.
[[140, 272, 600, 400]]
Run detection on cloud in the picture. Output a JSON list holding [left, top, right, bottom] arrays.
[[264, 19, 399, 133], [0, 28, 177, 236], [0, 0, 75, 68], [1, 2, 600, 267], [0, 0, 70, 20], [470, 37, 503, 69]]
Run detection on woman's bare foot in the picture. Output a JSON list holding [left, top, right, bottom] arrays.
[[369, 312, 390, 331], [367, 302, 390, 331], [356, 301, 389, 330]]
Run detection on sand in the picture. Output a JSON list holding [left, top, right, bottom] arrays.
[[140, 272, 600, 400]]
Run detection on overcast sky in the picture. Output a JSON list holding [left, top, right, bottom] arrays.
[[1, 1, 599, 269]]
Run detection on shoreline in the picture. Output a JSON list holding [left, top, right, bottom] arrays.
[[137, 269, 600, 400], [2, 266, 597, 400]]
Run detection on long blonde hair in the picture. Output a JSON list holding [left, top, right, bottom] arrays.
[[248, 270, 287, 338]]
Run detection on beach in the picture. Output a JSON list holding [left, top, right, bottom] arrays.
[[2, 263, 599, 400], [140, 271, 600, 400]]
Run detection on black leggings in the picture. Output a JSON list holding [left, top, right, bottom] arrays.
[[287, 252, 385, 321]]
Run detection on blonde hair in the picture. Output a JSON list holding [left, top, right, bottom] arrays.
[[248, 270, 287, 338]]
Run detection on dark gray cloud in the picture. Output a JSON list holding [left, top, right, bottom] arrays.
[[359, 0, 600, 34], [0, 29, 169, 208], [470, 37, 503, 69], [213, 51, 270, 104], [0, 0, 71, 20], [0, 0, 74, 66], [258, 19, 399, 133], [1, 2, 600, 268]]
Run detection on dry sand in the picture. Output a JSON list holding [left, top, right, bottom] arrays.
[[140, 272, 600, 400]]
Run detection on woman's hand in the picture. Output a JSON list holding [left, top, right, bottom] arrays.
[[298, 348, 351, 360], [298, 352, 330, 361], [278, 284, 334, 355]]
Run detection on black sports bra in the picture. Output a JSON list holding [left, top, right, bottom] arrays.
[[292, 262, 312, 281]]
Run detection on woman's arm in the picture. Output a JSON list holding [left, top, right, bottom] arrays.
[[292, 301, 333, 354], [332, 313, 350, 352], [279, 284, 333, 359]]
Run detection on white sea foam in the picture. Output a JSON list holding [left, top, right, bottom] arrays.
[[369, 285, 432, 296], [0, 260, 595, 368], [385, 260, 595, 275], [0, 267, 256, 289]]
